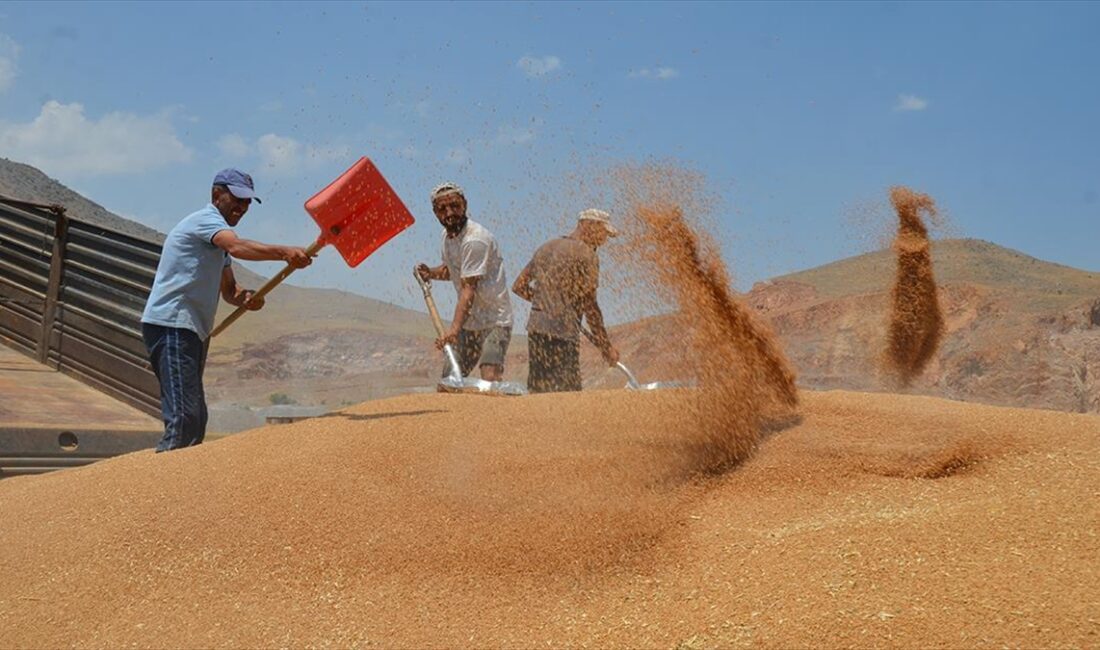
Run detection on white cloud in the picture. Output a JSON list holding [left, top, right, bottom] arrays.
[[217, 133, 252, 158], [495, 124, 536, 146], [397, 145, 420, 160], [629, 66, 679, 80], [257, 134, 302, 175], [517, 55, 562, 78], [0, 100, 192, 175], [0, 34, 21, 92], [255, 133, 352, 176], [895, 94, 929, 111]]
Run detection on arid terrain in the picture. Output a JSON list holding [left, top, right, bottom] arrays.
[[2, 0, 1098, 642], [205, 238, 1100, 424], [3, 160, 1099, 649], [594, 238, 1100, 414], [1, 389, 1097, 647], [5, 159, 1099, 423]]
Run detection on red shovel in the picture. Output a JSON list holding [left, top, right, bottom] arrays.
[[210, 156, 415, 337]]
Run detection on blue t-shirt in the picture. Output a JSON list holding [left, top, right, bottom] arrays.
[[142, 204, 232, 339]]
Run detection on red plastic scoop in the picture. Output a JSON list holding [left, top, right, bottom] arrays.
[[305, 156, 415, 268], [211, 156, 415, 337]]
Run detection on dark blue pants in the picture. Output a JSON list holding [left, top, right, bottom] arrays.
[[142, 323, 209, 452]]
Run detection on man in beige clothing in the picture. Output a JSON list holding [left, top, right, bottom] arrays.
[[512, 209, 620, 393]]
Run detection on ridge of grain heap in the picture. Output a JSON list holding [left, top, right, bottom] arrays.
[[884, 186, 944, 385], [608, 163, 799, 472]]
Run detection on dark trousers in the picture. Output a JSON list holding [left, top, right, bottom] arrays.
[[440, 326, 513, 378], [527, 332, 582, 394], [142, 323, 209, 452]]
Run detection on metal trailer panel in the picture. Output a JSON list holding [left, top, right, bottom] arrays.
[[0, 198, 162, 418], [0, 197, 166, 477]]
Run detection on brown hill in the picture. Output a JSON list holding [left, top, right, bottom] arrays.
[[0, 157, 164, 242], [5, 159, 1099, 416], [206, 238, 1100, 418], [1, 389, 1097, 647], [593, 239, 1100, 414], [211, 282, 434, 349], [203, 280, 448, 415], [781, 237, 1100, 304]]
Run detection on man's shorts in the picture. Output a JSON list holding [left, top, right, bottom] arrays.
[[527, 332, 582, 394], [442, 325, 512, 378]]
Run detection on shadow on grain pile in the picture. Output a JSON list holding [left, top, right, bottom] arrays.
[[854, 439, 987, 479], [794, 393, 1024, 483]]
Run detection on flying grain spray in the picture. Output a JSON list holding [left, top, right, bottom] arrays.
[[884, 186, 944, 385], [609, 163, 799, 472]]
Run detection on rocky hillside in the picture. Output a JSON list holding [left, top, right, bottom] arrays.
[[4, 158, 1099, 417], [592, 239, 1100, 414], [0, 158, 164, 242], [198, 239, 1100, 417]]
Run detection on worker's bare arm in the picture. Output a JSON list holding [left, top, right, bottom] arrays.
[[511, 263, 534, 302], [583, 293, 619, 366], [437, 276, 479, 349], [219, 265, 265, 311], [212, 230, 312, 268]]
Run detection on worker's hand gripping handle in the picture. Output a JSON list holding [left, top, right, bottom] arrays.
[[414, 269, 464, 382], [210, 238, 325, 338]]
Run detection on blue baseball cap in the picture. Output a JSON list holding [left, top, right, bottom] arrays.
[[212, 168, 261, 204]]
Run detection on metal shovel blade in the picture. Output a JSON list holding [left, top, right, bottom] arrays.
[[437, 344, 527, 396], [614, 362, 686, 391], [416, 272, 527, 397], [438, 376, 528, 396]]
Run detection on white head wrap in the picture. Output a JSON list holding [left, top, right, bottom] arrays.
[[430, 182, 465, 202], [577, 208, 619, 237]]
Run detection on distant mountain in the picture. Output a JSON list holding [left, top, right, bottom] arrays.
[[6, 158, 1099, 418], [0, 158, 165, 242], [589, 239, 1100, 414], [777, 238, 1100, 311]]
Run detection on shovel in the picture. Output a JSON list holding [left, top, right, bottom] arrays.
[[413, 270, 526, 396], [612, 361, 671, 391], [211, 157, 415, 337], [580, 325, 683, 391]]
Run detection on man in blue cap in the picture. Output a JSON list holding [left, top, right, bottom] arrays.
[[141, 169, 313, 452]]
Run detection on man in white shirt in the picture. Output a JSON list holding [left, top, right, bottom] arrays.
[[415, 182, 513, 382]]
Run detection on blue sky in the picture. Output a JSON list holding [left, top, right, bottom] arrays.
[[1, 1, 1097, 321]]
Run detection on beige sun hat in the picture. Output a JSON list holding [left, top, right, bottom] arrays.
[[577, 208, 618, 237]]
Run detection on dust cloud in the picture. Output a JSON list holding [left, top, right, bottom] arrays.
[[608, 163, 799, 472]]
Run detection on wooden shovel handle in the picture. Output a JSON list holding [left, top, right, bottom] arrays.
[[210, 238, 326, 338], [414, 270, 448, 338]]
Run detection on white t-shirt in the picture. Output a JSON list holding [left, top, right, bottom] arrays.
[[441, 219, 513, 330]]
